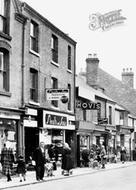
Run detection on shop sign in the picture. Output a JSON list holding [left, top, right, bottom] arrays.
[[25, 108, 37, 116], [46, 89, 69, 102], [45, 114, 67, 126], [0, 112, 20, 120], [98, 118, 108, 124], [23, 119, 37, 127], [76, 101, 101, 110]]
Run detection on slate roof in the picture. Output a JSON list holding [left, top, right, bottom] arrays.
[[79, 67, 136, 115], [97, 68, 136, 116], [76, 75, 116, 103]]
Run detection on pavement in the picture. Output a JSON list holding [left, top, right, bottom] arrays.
[[0, 161, 136, 189]]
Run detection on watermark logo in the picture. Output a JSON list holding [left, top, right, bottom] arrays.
[[89, 9, 126, 31]]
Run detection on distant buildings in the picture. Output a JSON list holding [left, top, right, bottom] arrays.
[[76, 54, 136, 163]]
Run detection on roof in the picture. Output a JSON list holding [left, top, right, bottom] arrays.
[[97, 68, 136, 116], [76, 75, 115, 103]]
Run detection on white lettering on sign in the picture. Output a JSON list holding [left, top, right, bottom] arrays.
[[45, 114, 67, 126], [76, 101, 101, 110]]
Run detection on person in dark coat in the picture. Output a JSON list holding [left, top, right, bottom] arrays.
[[120, 146, 126, 164], [1, 142, 15, 181], [16, 155, 26, 182], [100, 145, 107, 169], [61, 143, 73, 176], [33, 142, 46, 181]]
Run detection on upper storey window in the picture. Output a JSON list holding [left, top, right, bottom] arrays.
[[51, 34, 58, 63], [30, 20, 39, 53], [0, 48, 9, 92], [0, 0, 10, 35]]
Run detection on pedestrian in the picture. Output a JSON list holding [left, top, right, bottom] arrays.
[[0, 141, 15, 182], [16, 155, 26, 182], [48, 144, 57, 171], [81, 148, 90, 167], [100, 145, 107, 169], [120, 146, 126, 164], [61, 142, 73, 176], [32, 142, 46, 181]]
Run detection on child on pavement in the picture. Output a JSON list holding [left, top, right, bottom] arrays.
[[17, 155, 26, 182]]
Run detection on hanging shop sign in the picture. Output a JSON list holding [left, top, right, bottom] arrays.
[[46, 89, 69, 103], [76, 101, 101, 110]]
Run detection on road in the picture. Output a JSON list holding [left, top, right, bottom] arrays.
[[3, 165, 136, 190]]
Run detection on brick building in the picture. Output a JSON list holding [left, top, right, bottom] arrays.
[[0, 0, 77, 164]]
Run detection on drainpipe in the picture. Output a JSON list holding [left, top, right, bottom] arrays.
[[21, 19, 26, 107]]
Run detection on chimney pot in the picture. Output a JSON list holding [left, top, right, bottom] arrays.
[[122, 67, 134, 88], [88, 54, 92, 58]]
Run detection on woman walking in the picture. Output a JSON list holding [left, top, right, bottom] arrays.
[[61, 143, 73, 176], [1, 142, 15, 181]]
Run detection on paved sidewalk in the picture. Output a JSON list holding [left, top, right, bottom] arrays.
[[0, 161, 136, 189]]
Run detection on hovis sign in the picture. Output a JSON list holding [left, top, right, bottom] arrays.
[[46, 89, 69, 102]]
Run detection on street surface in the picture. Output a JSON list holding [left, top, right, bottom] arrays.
[[3, 165, 136, 190]]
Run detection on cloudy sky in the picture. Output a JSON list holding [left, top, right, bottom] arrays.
[[24, 0, 136, 87]]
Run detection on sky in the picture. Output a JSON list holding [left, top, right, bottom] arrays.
[[23, 0, 136, 87]]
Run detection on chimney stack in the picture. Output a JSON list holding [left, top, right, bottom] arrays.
[[86, 53, 99, 87], [122, 68, 134, 88]]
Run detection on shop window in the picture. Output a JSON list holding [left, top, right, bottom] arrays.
[[67, 45, 71, 70], [51, 34, 58, 63], [68, 83, 71, 110], [0, 48, 9, 92], [51, 77, 58, 107], [0, 119, 17, 154], [0, 0, 10, 35], [30, 20, 39, 53], [80, 136, 89, 149], [30, 68, 38, 102]]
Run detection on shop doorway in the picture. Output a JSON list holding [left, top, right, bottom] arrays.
[[25, 127, 39, 163]]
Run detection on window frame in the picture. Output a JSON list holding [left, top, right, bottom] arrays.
[[67, 45, 71, 70], [51, 77, 58, 107], [30, 20, 39, 53], [109, 106, 112, 124], [51, 34, 58, 63], [0, 0, 10, 35], [0, 48, 9, 92], [30, 68, 38, 102], [68, 83, 71, 110]]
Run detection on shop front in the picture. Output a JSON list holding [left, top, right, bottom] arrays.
[[76, 120, 95, 167], [38, 110, 76, 165], [0, 108, 23, 157]]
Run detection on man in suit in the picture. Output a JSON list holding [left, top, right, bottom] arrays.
[[33, 142, 46, 181]]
